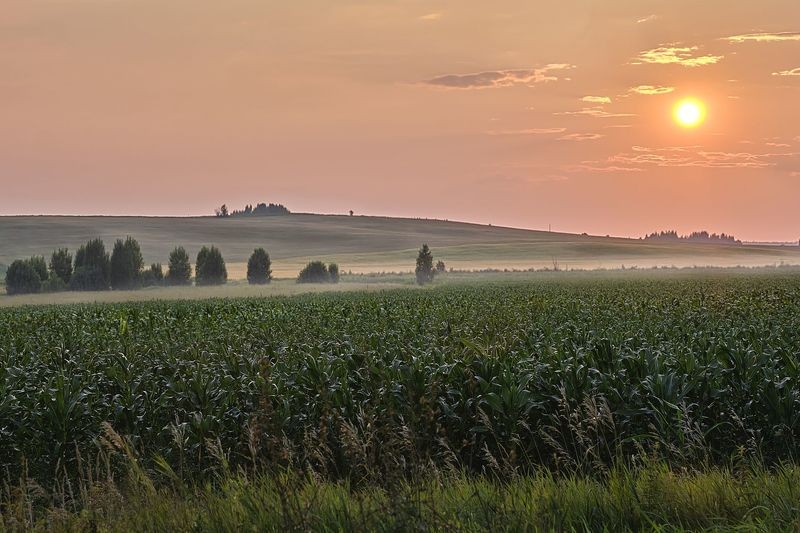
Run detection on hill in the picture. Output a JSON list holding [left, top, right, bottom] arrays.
[[1, 214, 800, 279]]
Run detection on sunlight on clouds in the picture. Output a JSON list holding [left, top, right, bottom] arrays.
[[725, 32, 800, 43], [582, 96, 612, 104], [555, 107, 635, 118], [487, 128, 566, 136], [630, 85, 675, 95], [423, 64, 573, 89], [419, 12, 442, 21], [632, 46, 723, 67], [558, 133, 604, 141], [773, 68, 800, 77]]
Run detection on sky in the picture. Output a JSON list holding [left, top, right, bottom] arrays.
[[2, 0, 799, 240]]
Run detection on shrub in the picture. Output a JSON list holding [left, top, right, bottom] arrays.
[[297, 261, 329, 283], [415, 244, 434, 285], [196, 246, 227, 286], [41, 275, 67, 293], [71, 239, 111, 291], [436, 260, 446, 274], [50, 248, 73, 284], [29, 256, 48, 282], [167, 247, 192, 286], [4, 259, 42, 295], [247, 248, 272, 285], [328, 263, 340, 283], [142, 263, 164, 287], [110, 236, 144, 290]]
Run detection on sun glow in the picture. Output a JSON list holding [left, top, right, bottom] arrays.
[[673, 98, 706, 128]]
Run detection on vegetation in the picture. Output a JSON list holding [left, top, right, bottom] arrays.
[[2, 273, 800, 528], [166, 246, 192, 286], [195, 245, 227, 285], [3, 258, 44, 294], [416, 243, 435, 284], [436, 259, 446, 273], [216, 202, 291, 217], [297, 260, 339, 283], [70, 238, 111, 291], [142, 263, 164, 287], [49, 248, 73, 284], [644, 230, 741, 244], [110, 236, 145, 290], [246, 248, 272, 285]]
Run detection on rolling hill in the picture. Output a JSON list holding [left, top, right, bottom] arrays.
[[1, 214, 799, 279]]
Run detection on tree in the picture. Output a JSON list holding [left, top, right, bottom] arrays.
[[328, 263, 340, 283], [247, 248, 272, 285], [415, 244, 434, 285], [215, 204, 229, 217], [28, 256, 48, 282], [50, 248, 73, 284], [142, 263, 164, 287], [436, 260, 446, 274], [5, 259, 42, 295], [110, 236, 144, 290], [166, 246, 192, 286], [71, 238, 111, 291], [297, 261, 329, 283], [195, 246, 227, 285]]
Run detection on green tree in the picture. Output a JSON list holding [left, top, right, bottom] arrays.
[[110, 236, 145, 290], [71, 238, 111, 291], [195, 246, 227, 285], [297, 261, 329, 283], [436, 260, 446, 274], [166, 246, 192, 286], [328, 263, 340, 283], [50, 248, 73, 284], [142, 263, 164, 287], [247, 248, 272, 285], [415, 244, 434, 285], [4, 259, 43, 295]]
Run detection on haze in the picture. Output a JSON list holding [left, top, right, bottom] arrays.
[[2, 0, 799, 241]]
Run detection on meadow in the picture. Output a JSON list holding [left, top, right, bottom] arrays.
[[2, 270, 800, 530]]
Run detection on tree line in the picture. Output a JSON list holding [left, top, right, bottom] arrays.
[[643, 230, 741, 245], [5, 239, 446, 295], [215, 202, 290, 218]]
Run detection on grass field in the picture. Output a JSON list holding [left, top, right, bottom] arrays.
[[2, 271, 800, 529], [2, 214, 799, 281]]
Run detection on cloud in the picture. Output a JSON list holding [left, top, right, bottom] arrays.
[[566, 164, 645, 173], [766, 142, 791, 147], [636, 15, 659, 24], [419, 12, 442, 21], [581, 96, 612, 104], [580, 145, 799, 171], [486, 128, 566, 136], [423, 64, 573, 89], [725, 32, 800, 43], [631, 46, 723, 67], [558, 133, 604, 141], [555, 107, 635, 118], [773, 67, 800, 77], [629, 85, 675, 95]]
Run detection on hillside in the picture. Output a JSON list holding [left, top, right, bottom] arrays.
[[1, 214, 800, 279]]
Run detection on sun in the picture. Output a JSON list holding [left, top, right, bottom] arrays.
[[673, 98, 706, 128]]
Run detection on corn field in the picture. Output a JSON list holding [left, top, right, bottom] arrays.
[[2, 274, 800, 488]]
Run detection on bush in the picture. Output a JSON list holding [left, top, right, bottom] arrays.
[[415, 244, 434, 285], [328, 263, 340, 283], [196, 246, 227, 286], [436, 260, 446, 274], [29, 256, 48, 282], [110, 236, 144, 290], [50, 248, 73, 284], [167, 247, 192, 286], [142, 263, 164, 287], [297, 261, 330, 283], [4, 259, 42, 295], [247, 248, 272, 285], [71, 239, 111, 291], [41, 275, 67, 293]]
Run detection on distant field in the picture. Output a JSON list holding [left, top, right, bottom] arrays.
[[2, 214, 800, 281]]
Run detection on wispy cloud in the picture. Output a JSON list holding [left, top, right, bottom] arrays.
[[555, 107, 635, 118], [636, 15, 659, 24], [581, 96, 612, 104], [423, 64, 573, 89], [629, 85, 675, 95], [487, 127, 566, 136], [725, 32, 800, 43], [558, 133, 604, 141], [773, 67, 800, 76], [631, 46, 723, 67], [579, 145, 798, 171], [419, 12, 442, 21]]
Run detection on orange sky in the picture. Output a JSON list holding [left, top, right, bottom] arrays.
[[2, 0, 799, 240]]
